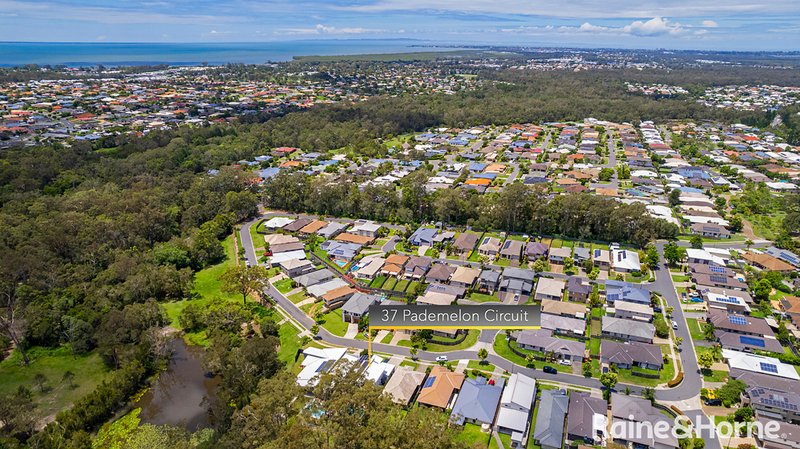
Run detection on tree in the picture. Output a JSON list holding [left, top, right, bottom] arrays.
[[600, 373, 618, 400], [716, 379, 747, 406], [643, 387, 655, 404], [409, 347, 418, 360], [310, 324, 319, 337], [477, 348, 488, 364], [777, 321, 791, 344], [645, 244, 660, 268], [62, 371, 76, 389], [32, 373, 47, 393], [669, 189, 681, 207], [753, 279, 771, 302], [599, 168, 614, 182], [219, 264, 271, 305], [582, 361, 593, 377], [729, 216, 743, 233], [690, 235, 704, 249], [733, 406, 754, 423], [663, 242, 686, 266], [744, 239, 754, 250], [698, 351, 715, 371], [703, 322, 716, 342]]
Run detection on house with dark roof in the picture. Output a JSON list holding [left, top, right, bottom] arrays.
[[449, 377, 505, 426], [426, 263, 455, 284], [566, 392, 608, 445], [499, 267, 536, 297], [500, 239, 524, 261], [526, 242, 549, 260], [341, 293, 380, 323], [602, 316, 655, 343], [706, 308, 774, 338], [404, 256, 432, 280], [453, 232, 479, 255], [567, 276, 591, 302], [745, 386, 800, 423], [690, 222, 731, 239], [605, 280, 651, 305], [611, 394, 679, 449], [283, 218, 314, 232], [601, 340, 663, 370], [516, 329, 585, 362], [478, 269, 501, 293]]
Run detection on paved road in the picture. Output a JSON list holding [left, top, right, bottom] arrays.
[[605, 130, 617, 169], [242, 217, 718, 445]]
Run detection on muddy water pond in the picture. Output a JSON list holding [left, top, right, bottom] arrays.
[[136, 338, 218, 431]]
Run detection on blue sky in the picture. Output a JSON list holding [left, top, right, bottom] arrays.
[[0, 0, 798, 50]]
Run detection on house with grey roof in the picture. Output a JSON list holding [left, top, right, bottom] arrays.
[[499, 267, 536, 296], [500, 239, 524, 261], [745, 386, 800, 423], [409, 227, 438, 247], [426, 263, 455, 284], [341, 293, 380, 323], [601, 340, 663, 370], [496, 373, 536, 447], [404, 256, 433, 279], [517, 329, 585, 361], [533, 390, 568, 449], [450, 377, 505, 426], [611, 393, 679, 449], [602, 316, 655, 343], [526, 242, 549, 260], [566, 392, 607, 445], [478, 236, 502, 257], [294, 268, 336, 288], [478, 269, 501, 293], [541, 314, 586, 337], [453, 232, 479, 255], [317, 221, 349, 239]]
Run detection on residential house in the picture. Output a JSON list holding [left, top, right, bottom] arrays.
[[745, 387, 800, 424], [426, 263, 455, 284], [317, 221, 348, 239], [349, 221, 383, 238], [450, 266, 481, 289], [404, 256, 433, 279], [707, 308, 774, 338], [296, 347, 354, 387], [602, 316, 655, 343], [499, 268, 537, 297], [722, 349, 800, 380], [704, 291, 750, 314], [605, 281, 651, 305], [541, 313, 586, 337], [416, 366, 465, 409], [526, 242, 549, 260], [516, 329, 585, 362], [450, 377, 505, 426], [566, 392, 608, 445], [612, 301, 654, 322], [780, 296, 800, 328], [567, 277, 591, 302], [535, 278, 566, 302], [692, 271, 748, 291], [335, 233, 374, 246], [341, 293, 380, 323], [382, 366, 426, 406], [549, 247, 571, 265], [500, 239, 525, 261], [322, 241, 361, 261], [601, 340, 663, 370], [322, 285, 357, 309], [718, 332, 784, 353], [381, 254, 409, 277], [611, 393, 679, 449], [409, 227, 438, 247], [478, 236, 502, 257], [354, 257, 385, 280], [278, 258, 315, 278], [295, 268, 336, 288], [496, 373, 537, 448], [612, 249, 641, 273], [573, 247, 591, 264], [533, 390, 569, 449], [690, 223, 731, 239], [299, 219, 328, 235], [742, 252, 796, 273], [755, 418, 800, 449], [541, 300, 586, 319], [283, 218, 314, 232], [453, 232, 479, 255], [686, 248, 726, 267], [478, 269, 501, 293], [592, 249, 611, 269], [363, 356, 395, 385]]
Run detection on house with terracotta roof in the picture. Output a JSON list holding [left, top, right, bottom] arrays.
[[334, 233, 374, 246], [381, 254, 409, 277], [416, 366, 465, 409], [742, 252, 795, 273]]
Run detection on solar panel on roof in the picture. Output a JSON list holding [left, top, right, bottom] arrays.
[[728, 315, 748, 325], [710, 266, 726, 273], [740, 336, 766, 348], [423, 376, 436, 388], [710, 275, 728, 284], [760, 362, 779, 374]]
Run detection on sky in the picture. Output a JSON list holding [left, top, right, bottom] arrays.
[[0, 0, 798, 51]]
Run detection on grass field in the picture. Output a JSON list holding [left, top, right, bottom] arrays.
[[0, 346, 110, 423], [454, 422, 492, 447], [273, 278, 295, 294], [467, 292, 501, 303], [426, 330, 480, 352], [380, 332, 395, 344], [288, 291, 307, 303], [467, 360, 495, 373], [491, 334, 571, 373], [394, 279, 411, 292], [278, 323, 302, 369], [319, 310, 348, 337], [369, 275, 387, 288], [702, 369, 729, 383], [383, 277, 398, 290], [686, 318, 706, 341], [672, 274, 691, 283]]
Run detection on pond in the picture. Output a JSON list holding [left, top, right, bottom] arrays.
[[136, 338, 218, 431]]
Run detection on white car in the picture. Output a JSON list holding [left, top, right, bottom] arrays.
[[435, 355, 448, 362], [558, 359, 572, 366], [672, 320, 679, 330]]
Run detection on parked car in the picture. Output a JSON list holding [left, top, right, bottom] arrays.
[[672, 320, 679, 330], [435, 355, 448, 362], [543, 366, 558, 374], [558, 359, 573, 366]]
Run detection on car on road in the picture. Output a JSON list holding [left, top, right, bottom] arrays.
[[543, 366, 558, 374], [245, 260, 252, 268], [671, 320, 679, 330], [435, 355, 448, 362], [558, 359, 572, 366]]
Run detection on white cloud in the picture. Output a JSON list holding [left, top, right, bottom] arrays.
[[622, 17, 685, 36], [281, 23, 384, 35], [702, 20, 718, 27]]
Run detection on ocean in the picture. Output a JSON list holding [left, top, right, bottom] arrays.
[[0, 40, 453, 67]]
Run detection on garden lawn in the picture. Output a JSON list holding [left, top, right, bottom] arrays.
[[702, 369, 729, 383], [455, 423, 492, 447], [369, 276, 387, 288], [468, 292, 501, 303], [380, 332, 395, 344], [273, 278, 295, 294], [0, 346, 110, 423], [278, 324, 302, 368], [383, 277, 398, 290], [426, 330, 480, 352], [288, 291, 307, 304], [687, 318, 706, 341], [394, 279, 411, 292], [319, 310, 348, 337], [467, 360, 495, 372]]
